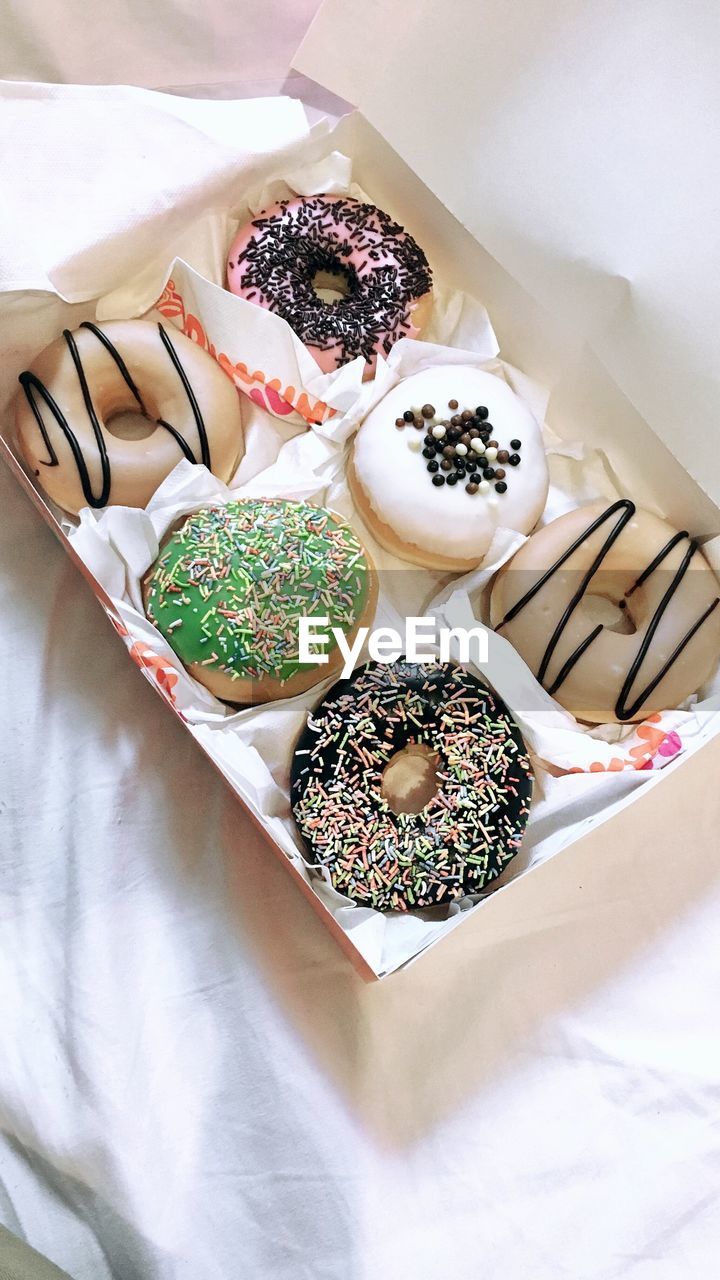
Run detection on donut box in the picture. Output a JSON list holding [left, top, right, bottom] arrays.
[[2, 5, 720, 979]]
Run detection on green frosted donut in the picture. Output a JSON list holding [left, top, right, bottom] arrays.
[[144, 498, 372, 697]]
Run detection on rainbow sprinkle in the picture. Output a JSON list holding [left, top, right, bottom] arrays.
[[145, 498, 370, 686], [291, 659, 534, 912]]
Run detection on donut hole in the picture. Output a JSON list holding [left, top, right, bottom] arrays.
[[584, 592, 637, 634], [381, 744, 441, 815], [310, 262, 357, 304], [104, 409, 157, 442]]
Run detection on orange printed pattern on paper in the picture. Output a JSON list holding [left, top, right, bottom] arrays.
[[106, 611, 182, 711], [155, 279, 334, 426], [107, 613, 130, 641], [127, 639, 180, 706], [565, 713, 683, 775]]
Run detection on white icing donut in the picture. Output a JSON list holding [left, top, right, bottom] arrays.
[[350, 366, 549, 571]]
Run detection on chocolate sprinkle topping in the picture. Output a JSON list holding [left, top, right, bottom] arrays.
[[232, 196, 432, 367]]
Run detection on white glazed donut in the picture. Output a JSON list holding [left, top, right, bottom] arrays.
[[16, 320, 244, 516], [349, 366, 549, 571], [490, 499, 720, 723]]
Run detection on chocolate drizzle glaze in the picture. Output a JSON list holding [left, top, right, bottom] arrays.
[[18, 322, 211, 509], [231, 196, 432, 365], [495, 499, 720, 721]]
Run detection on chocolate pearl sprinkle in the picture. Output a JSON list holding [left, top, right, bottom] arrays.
[[408, 397, 526, 500], [510, 438, 522, 449], [395, 417, 405, 429]]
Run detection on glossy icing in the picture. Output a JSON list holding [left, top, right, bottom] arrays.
[[291, 659, 533, 912], [352, 366, 549, 566]]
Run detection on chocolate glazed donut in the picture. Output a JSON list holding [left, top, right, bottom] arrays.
[[291, 659, 533, 912]]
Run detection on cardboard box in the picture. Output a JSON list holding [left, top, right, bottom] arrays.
[[2, 2, 719, 977]]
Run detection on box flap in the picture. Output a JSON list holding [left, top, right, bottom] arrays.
[[295, 0, 403, 109], [294, 0, 720, 508]]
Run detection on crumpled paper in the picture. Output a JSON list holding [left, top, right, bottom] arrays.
[[0, 80, 311, 297]]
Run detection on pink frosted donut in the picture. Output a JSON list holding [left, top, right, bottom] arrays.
[[226, 194, 433, 376]]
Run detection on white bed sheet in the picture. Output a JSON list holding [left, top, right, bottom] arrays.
[[2, 4, 720, 1278]]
